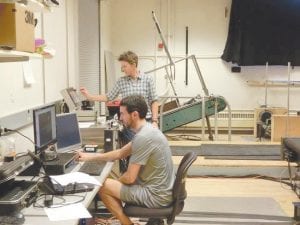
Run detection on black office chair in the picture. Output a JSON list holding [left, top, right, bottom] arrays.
[[123, 151, 197, 225]]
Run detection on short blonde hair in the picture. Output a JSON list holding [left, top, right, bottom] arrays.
[[118, 51, 138, 67]]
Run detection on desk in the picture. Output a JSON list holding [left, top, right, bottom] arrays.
[[20, 161, 114, 225]]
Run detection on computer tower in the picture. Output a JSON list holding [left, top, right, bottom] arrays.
[[103, 128, 119, 152]]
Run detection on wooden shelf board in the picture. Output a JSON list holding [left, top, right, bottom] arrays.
[[0, 49, 42, 62]]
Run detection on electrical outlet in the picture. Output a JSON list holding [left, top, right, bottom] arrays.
[[0, 126, 10, 136], [0, 126, 5, 136], [27, 110, 32, 122]]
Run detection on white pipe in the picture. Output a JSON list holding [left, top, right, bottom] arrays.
[[214, 100, 218, 140], [41, 13, 46, 104], [138, 54, 221, 60], [264, 62, 268, 107], [220, 96, 232, 141], [286, 62, 291, 137]]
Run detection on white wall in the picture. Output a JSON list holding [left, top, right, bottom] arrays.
[[0, 0, 79, 154], [0, 60, 44, 117], [102, 0, 300, 111], [43, 0, 69, 103], [100, 0, 113, 115], [0, 0, 79, 118]]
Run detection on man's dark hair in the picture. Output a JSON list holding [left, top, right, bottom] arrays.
[[120, 95, 148, 119]]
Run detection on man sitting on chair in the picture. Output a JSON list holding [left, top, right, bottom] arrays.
[[77, 95, 175, 225]]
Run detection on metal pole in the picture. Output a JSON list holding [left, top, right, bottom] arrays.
[[185, 26, 189, 85], [159, 96, 169, 131], [191, 55, 209, 96], [164, 67, 179, 105], [286, 62, 291, 137], [264, 62, 268, 107], [201, 96, 206, 140], [214, 99, 218, 140], [151, 11, 175, 81], [152, 11, 175, 66], [227, 102, 232, 141]]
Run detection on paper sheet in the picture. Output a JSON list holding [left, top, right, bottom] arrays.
[[22, 61, 36, 84], [44, 203, 91, 221], [50, 172, 100, 186]]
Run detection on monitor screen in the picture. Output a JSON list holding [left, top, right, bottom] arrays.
[[33, 105, 57, 154], [60, 87, 82, 111], [56, 112, 81, 153]]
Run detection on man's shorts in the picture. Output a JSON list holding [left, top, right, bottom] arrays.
[[120, 184, 161, 208]]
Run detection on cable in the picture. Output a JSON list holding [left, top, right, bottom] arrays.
[[166, 133, 202, 141], [4, 128, 35, 144], [187, 174, 293, 187], [49, 193, 87, 208], [33, 192, 87, 208], [287, 159, 295, 188], [33, 194, 65, 208], [279, 167, 293, 191]]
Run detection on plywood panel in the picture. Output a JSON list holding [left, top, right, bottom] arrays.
[[253, 107, 287, 137], [271, 115, 300, 142]]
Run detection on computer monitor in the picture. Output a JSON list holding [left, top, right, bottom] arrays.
[[60, 87, 82, 111], [33, 104, 57, 154], [56, 112, 82, 153]]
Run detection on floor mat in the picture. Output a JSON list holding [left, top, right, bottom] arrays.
[[172, 196, 293, 225], [90, 197, 293, 225]]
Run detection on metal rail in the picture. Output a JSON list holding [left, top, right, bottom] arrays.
[[150, 11, 231, 140]]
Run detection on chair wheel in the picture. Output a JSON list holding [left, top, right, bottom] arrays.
[[145, 218, 165, 225]]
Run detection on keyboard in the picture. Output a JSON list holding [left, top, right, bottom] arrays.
[[0, 180, 38, 216], [56, 153, 76, 164], [79, 161, 106, 175], [0, 156, 33, 182], [0, 180, 37, 201], [0, 214, 25, 225]]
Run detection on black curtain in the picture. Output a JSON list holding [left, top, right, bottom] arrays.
[[221, 0, 300, 66]]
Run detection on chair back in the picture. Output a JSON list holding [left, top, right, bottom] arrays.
[[167, 151, 197, 224]]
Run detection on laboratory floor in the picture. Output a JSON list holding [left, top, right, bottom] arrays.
[[89, 134, 300, 225]]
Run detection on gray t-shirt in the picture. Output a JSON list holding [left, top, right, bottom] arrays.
[[120, 123, 175, 208]]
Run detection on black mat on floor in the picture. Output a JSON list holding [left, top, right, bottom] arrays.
[[170, 196, 293, 225], [171, 144, 282, 160]]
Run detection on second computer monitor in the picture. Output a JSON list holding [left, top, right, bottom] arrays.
[[33, 104, 57, 154], [56, 112, 82, 153]]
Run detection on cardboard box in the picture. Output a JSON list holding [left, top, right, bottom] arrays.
[[0, 3, 35, 53]]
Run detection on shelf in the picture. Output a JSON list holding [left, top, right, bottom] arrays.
[[22, 0, 45, 12], [0, 0, 51, 12], [0, 49, 42, 62]]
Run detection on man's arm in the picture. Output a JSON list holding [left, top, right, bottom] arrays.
[[80, 87, 108, 102], [119, 163, 141, 184], [151, 100, 159, 127], [77, 142, 132, 162]]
